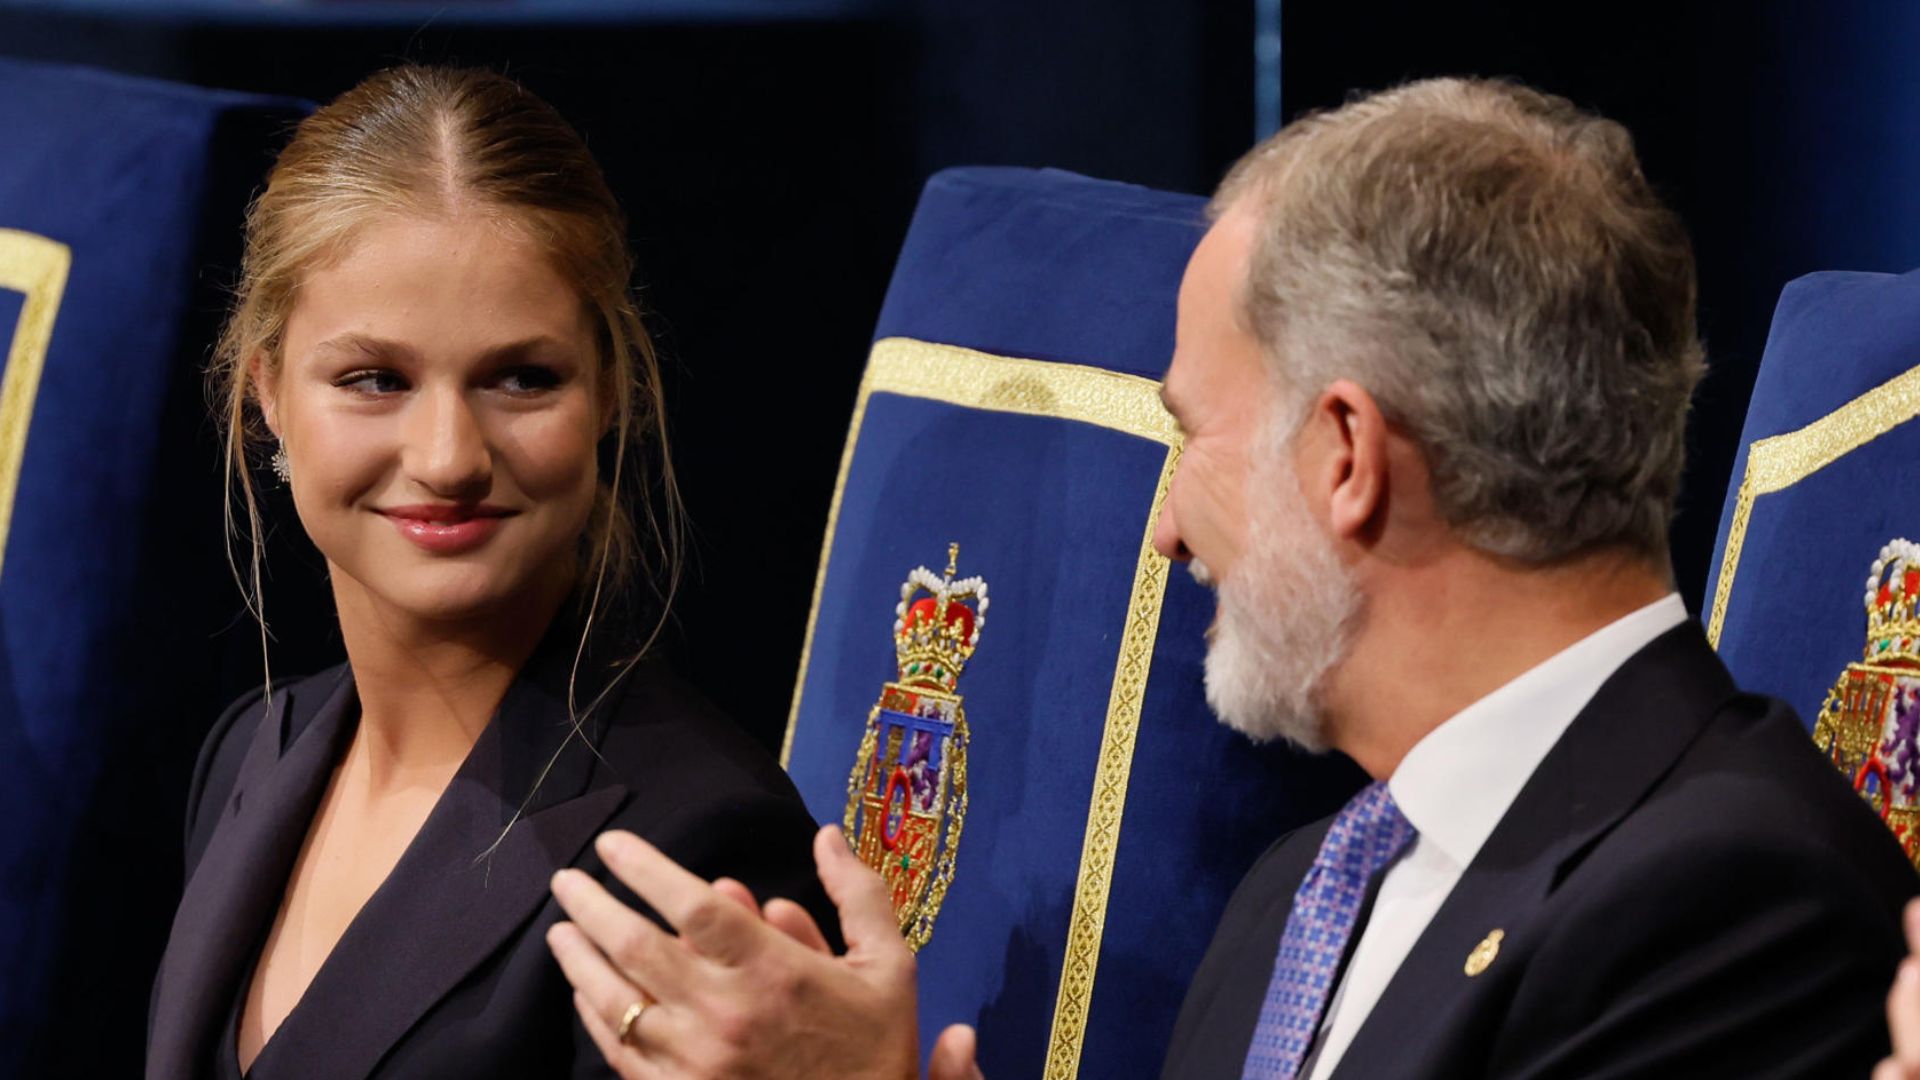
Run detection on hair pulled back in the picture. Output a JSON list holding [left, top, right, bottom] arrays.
[[212, 65, 681, 661]]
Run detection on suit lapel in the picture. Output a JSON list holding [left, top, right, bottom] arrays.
[[245, 632, 633, 1079], [1328, 625, 1739, 1079], [146, 671, 357, 1080]]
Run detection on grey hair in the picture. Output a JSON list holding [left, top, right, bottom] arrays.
[[1212, 77, 1705, 565]]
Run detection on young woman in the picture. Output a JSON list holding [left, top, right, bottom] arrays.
[[145, 65, 831, 1079]]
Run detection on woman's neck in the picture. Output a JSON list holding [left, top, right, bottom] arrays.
[[329, 576, 568, 793]]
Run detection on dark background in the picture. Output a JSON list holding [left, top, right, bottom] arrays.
[[3, 0, 1918, 1074]]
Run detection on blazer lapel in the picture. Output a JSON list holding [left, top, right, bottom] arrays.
[[245, 635, 633, 1080], [1328, 625, 1739, 1079], [146, 671, 358, 1080]]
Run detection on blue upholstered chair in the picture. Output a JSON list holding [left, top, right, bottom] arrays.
[[780, 166, 1365, 1077], [1705, 268, 1920, 868], [0, 58, 306, 1068]]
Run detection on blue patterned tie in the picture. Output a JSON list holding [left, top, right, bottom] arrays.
[[1241, 780, 1416, 1079]]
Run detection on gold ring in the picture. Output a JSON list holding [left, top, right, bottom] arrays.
[[616, 999, 648, 1044]]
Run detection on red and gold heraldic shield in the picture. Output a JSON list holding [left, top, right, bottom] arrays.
[[845, 545, 984, 951], [1814, 538, 1920, 868]]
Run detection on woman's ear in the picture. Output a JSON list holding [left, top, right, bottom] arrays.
[[250, 351, 281, 437]]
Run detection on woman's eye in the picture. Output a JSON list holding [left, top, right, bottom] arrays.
[[497, 365, 562, 394], [334, 369, 408, 395]]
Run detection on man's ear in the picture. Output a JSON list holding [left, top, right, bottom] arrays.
[[1307, 378, 1390, 542], [250, 352, 281, 437]]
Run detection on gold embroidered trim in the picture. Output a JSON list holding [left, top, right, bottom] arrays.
[[0, 229, 72, 580], [1042, 443, 1177, 1079], [782, 336, 1180, 1077], [781, 372, 872, 768], [784, 336, 1177, 763], [1707, 364, 1920, 648]]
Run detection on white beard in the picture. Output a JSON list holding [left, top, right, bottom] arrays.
[[1194, 446, 1360, 751]]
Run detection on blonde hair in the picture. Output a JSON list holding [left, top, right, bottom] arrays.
[[211, 65, 683, 702]]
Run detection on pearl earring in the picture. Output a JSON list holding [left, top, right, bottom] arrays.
[[271, 443, 292, 484]]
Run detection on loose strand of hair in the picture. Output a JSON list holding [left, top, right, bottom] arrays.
[[219, 389, 278, 717]]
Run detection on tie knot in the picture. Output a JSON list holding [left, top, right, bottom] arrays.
[[1313, 780, 1415, 879]]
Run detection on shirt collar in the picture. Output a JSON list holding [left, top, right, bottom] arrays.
[[1387, 593, 1688, 868]]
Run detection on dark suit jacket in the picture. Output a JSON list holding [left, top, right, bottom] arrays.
[[1161, 624, 1920, 1079], [146, 629, 832, 1080]]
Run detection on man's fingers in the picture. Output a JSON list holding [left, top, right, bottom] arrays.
[[929, 1023, 986, 1080], [596, 831, 764, 965], [550, 868, 685, 992], [713, 877, 759, 915], [594, 832, 711, 924], [763, 896, 834, 954], [574, 989, 657, 1080], [814, 826, 908, 958], [546, 920, 663, 1059], [1905, 898, 1920, 955], [1891, 958, 1920, 1066]]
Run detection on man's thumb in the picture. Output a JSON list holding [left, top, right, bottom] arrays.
[[813, 826, 904, 955], [928, 1023, 985, 1080]]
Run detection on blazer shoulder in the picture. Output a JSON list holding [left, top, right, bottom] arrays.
[[183, 666, 346, 873], [595, 658, 808, 811], [182, 683, 263, 871], [1627, 690, 1916, 889], [586, 660, 837, 940]]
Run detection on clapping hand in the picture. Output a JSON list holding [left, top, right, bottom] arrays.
[[547, 825, 984, 1079], [1877, 898, 1920, 1080]]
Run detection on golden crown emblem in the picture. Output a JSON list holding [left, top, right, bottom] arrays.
[[1863, 539, 1920, 665], [845, 543, 986, 951], [1814, 538, 1920, 870], [892, 543, 988, 693]]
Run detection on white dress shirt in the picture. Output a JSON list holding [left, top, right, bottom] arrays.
[[1303, 593, 1688, 1080]]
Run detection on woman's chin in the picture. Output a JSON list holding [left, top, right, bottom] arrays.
[[342, 567, 561, 629]]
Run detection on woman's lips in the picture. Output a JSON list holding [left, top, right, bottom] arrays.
[[378, 504, 514, 554]]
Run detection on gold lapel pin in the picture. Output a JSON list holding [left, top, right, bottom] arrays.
[[1464, 929, 1504, 977]]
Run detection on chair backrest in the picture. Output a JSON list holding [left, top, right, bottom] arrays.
[[1705, 267, 1920, 868], [781, 166, 1365, 1078], [0, 57, 306, 1070]]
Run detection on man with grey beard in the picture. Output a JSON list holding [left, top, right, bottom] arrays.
[[542, 78, 1919, 1080]]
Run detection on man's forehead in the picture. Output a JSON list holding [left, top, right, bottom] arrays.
[[1165, 213, 1270, 427], [1190, 205, 1258, 285]]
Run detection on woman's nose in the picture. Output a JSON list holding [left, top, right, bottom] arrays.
[[406, 387, 492, 497]]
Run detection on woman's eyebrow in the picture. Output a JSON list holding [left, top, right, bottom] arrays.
[[476, 336, 573, 365], [309, 332, 419, 365], [307, 333, 573, 366]]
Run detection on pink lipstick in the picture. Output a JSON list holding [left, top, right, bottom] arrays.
[[378, 504, 514, 554]]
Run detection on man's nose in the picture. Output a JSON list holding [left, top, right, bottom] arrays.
[[1153, 492, 1190, 563], [406, 387, 492, 496]]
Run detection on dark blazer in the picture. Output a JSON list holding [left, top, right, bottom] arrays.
[[146, 628, 832, 1080], [1161, 624, 1920, 1079]]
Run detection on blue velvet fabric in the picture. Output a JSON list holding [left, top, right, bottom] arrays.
[[783, 167, 1365, 1076], [0, 58, 305, 1057], [1706, 268, 1920, 728]]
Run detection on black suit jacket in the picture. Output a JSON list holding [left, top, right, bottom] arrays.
[[1161, 624, 1920, 1079], [146, 631, 832, 1080]]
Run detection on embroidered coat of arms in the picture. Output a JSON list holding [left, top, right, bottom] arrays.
[[845, 544, 984, 951], [1814, 538, 1920, 869]]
